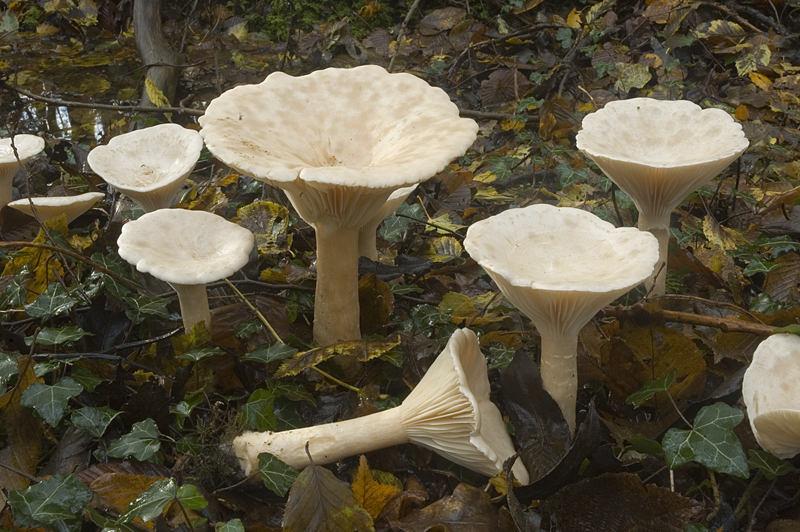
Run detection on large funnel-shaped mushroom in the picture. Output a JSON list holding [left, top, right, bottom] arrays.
[[464, 204, 658, 433], [87, 124, 204, 212], [233, 328, 529, 483], [576, 98, 749, 295], [742, 334, 800, 459], [199, 65, 478, 346], [0, 135, 46, 212], [117, 209, 254, 331], [8, 192, 105, 223]]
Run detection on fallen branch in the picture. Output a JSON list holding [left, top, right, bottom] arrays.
[[602, 304, 778, 336]]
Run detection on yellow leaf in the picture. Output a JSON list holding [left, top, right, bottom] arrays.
[[236, 200, 293, 256], [701, 214, 747, 251], [501, 117, 525, 131], [473, 171, 496, 183], [275, 336, 401, 378], [351, 456, 402, 519], [425, 213, 466, 234], [749, 71, 772, 90], [421, 235, 463, 262], [36, 23, 58, 36], [145, 77, 171, 108], [566, 8, 582, 28], [438, 291, 506, 325], [227, 21, 248, 41], [735, 105, 749, 121]]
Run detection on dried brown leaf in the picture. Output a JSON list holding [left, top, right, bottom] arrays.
[[398, 483, 501, 532], [359, 273, 395, 336], [351, 456, 402, 519]]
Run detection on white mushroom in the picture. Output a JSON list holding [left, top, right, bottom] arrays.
[[0, 135, 46, 212], [358, 185, 417, 260], [116, 209, 254, 331], [742, 333, 800, 459], [87, 124, 204, 212], [7, 192, 105, 223], [464, 204, 659, 433], [232, 328, 529, 483], [576, 98, 749, 295], [199, 65, 478, 346]]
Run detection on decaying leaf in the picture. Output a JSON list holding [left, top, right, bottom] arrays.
[[283, 462, 373, 532], [437, 291, 505, 325], [236, 201, 293, 256], [397, 483, 501, 532], [421, 236, 463, 263], [275, 336, 401, 378], [351, 456, 402, 519], [359, 273, 395, 335]]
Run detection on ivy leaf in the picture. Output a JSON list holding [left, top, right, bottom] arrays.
[[117, 478, 177, 524], [217, 519, 245, 532], [0, 351, 18, 395], [267, 380, 315, 405], [7, 474, 93, 531], [177, 346, 225, 362], [20, 377, 83, 426], [107, 418, 161, 461], [240, 389, 276, 431], [177, 484, 208, 510], [69, 366, 103, 392], [89, 251, 139, 299], [242, 342, 298, 364], [123, 295, 171, 324], [743, 257, 780, 277], [70, 406, 119, 437], [283, 462, 373, 532], [748, 449, 796, 480], [380, 203, 424, 242], [0, 266, 28, 310], [662, 403, 749, 478], [258, 453, 299, 497], [24, 282, 78, 319], [26, 326, 92, 346], [626, 369, 676, 408]]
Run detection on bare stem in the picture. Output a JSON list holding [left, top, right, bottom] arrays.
[[313, 224, 361, 345], [540, 332, 578, 434]]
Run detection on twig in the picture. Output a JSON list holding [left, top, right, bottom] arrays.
[[388, 0, 422, 72], [602, 304, 777, 336], [223, 278, 283, 343], [706, 470, 722, 525], [747, 477, 777, 532], [734, 470, 763, 520]]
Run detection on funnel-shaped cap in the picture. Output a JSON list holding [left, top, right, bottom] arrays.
[[575, 98, 749, 223], [743, 333, 800, 459], [8, 192, 105, 223], [0, 135, 46, 210], [87, 124, 203, 212]]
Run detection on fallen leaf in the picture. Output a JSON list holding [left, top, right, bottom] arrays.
[[351, 456, 402, 519], [398, 483, 501, 532]]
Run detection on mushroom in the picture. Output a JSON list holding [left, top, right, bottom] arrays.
[[358, 184, 416, 260], [742, 333, 800, 459], [87, 123, 204, 212], [575, 98, 749, 295], [199, 65, 478, 345], [232, 328, 530, 483], [7, 192, 105, 223], [464, 204, 659, 433], [0, 135, 46, 212], [116, 209, 254, 331]]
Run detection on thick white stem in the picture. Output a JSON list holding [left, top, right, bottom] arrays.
[[637, 212, 670, 296], [358, 223, 380, 260], [232, 408, 407, 473], [169, 282, 210, 332], [313, 224, 361, 345], [540, 332, 578, 435]]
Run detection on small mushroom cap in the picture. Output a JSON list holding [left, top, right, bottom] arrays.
[[199, 65, 478, 190], [7, 192, 105, 223], [576, 98, 749, 220], [464, 204, 659, 336], [117, 209, 254, 285], [401, 328, 530, 483], [0, 135, 46, 177], [742, 333, 800, 459], [87, 124, 203, 211]]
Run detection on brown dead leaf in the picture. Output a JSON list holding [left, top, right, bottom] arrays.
[[359, 273, 395, 336], [764, 252, 800, 303], [398, 483, 502, 532], [90, 473, 169, 512], [539, 472, 703, 532], [351, 456, 402, 519], [479, 70, 531, 106], [379, 476, 428, 527]]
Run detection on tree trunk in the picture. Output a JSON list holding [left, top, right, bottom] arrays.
[[133, 0, 182, 111]]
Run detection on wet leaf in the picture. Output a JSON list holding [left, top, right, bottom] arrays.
[[283, 462, 373, 532], [240, 388, 276, 431], [258, 453, 299, 497], [24, 282, 78, 319], [236, 201, 293, 255], [614, 62, 652, 93], [177, 484, 208, 510], [662, 403, 748, 478], [275, 336, 401, 378], [748, 449, 796, 480], [123, 296, 170, 324], [626, 370, 676, 408], [398, 483, 501, 532], [70, 406, 119, 438], [736, 44, 771, 77], [7, 474, 93, 531], [218, 519, 245, 532], [117, 477, 177, 524], [107, 418, 161, 461], [27, 326, 92, 346], [381, 203, 424, 242], [177, 346, 225, 362], [242, 342, 298, 364], [20, 377, 83, 427], [351, 456, 402, 519]]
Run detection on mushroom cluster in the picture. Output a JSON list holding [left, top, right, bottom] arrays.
[[233, 328, 530, 483], [576, 98, 749, 294], [465, 204, 659, 432], [199, 65, 478, 346]]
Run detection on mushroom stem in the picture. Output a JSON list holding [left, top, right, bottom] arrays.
[[169, 282, 210, 332], [234, 408, 406, 473], [0, 175, 13, 211], [358, 224, 380, 261], [637, 212, 670, 296], [313, 223, 361, 345], [540, 332, 579, 435]]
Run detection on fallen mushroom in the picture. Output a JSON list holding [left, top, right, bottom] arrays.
[[232, 328, 530, 483], [87, 123, 204, 212], [575, 98, 749, 295], [199, 65, 478, 345], [464, 204, 659, 433], [358, 185, 416, 260], [7, 192, 105, 223], [0, 135, 46, 212], [742, 333, 800, 459], [116, 209, 254, 331]]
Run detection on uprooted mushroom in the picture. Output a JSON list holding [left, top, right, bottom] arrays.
[[199, 65, 478, 346]]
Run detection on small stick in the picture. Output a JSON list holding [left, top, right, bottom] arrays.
[[223, 278, 283, 343], [387, 0, 422, 71]]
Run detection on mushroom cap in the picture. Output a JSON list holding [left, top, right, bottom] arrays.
[[199, 65, 477, 193], [575, 98, 749, 220], [464, 204, 659, 336], [87, 124, 203, 211], [0, 135, 46, 178], [742, 333, 800, 459], [117, 209, 254, 285], [401, 327, 530, 483], [7, 192, 105, 223]]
